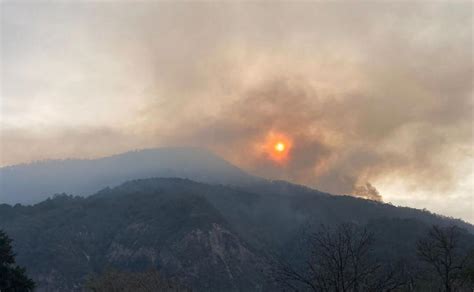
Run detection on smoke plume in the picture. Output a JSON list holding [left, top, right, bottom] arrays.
[[1, 1, 472, 220]]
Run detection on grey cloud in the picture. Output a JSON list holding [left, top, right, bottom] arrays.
[[1, 1, 472, 220]]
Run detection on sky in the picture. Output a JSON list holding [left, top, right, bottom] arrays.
[[1, 1, 473, 223]]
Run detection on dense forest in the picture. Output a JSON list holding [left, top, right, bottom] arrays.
[[1, 178, 473, 291]]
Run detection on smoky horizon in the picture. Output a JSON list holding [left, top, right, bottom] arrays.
[[1, 1, 473, 223]]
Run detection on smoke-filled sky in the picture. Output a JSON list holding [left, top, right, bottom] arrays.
[[1, 1, 473, 222]]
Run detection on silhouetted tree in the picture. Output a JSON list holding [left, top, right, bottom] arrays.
[[417, 225, 474, 292], [0, 230, 35, 292], [275, 223, 406, 291], [460, 251, 474, 289]]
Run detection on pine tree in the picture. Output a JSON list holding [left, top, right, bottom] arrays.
[[0, 230, 35, 292]]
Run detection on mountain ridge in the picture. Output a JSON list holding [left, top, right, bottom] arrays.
[[0, 147, 260, 205], [1, 177, 473, 291]]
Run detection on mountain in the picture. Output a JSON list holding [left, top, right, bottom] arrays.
[[1, 178, 473, 291], [0, 148, 257, 205]]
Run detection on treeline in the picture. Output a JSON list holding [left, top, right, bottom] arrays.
[[273, 224, 474, 292], [2, 224, 474, 292]]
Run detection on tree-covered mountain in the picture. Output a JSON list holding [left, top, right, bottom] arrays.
[[1, 178, 472, 291], [0, 148, 257, 205]]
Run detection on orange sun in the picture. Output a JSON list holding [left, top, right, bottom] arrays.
[[275, 142, 286, 152], [260, 132, 292, 163]]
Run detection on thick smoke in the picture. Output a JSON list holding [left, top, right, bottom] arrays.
[[354, 183, 383, 202], [1, 2, 472, 219], [160, 57, 472, 201]]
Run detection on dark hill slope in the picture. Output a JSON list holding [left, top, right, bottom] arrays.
[[0, 179, 266, 291], [1, 178, 472, 291]]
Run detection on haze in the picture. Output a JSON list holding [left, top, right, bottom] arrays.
[[1, 1, 473, 222]]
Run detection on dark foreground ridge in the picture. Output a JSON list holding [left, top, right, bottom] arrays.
[[1, 177, 473, 291]]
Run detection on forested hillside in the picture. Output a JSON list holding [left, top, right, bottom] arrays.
[[1, 178, 473, 291]]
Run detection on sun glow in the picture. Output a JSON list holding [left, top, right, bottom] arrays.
[[259, 132, 292, 164], [275, 142, 285, 152]]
